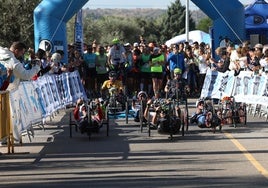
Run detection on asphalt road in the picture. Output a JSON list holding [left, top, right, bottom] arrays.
[[0, 99, 268, 188]]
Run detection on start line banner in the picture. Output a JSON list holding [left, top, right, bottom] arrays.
[[201, 69, 268, 104], [9, 71, 87, 140]]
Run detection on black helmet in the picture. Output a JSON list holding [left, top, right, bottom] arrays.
[[109, 71, 117, 78]]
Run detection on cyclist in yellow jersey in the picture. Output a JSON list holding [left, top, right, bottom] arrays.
[[101, 71, 125, 111], [101, 71, 123, 97]]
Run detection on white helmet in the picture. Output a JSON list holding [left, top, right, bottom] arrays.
[[51, 52, 61, 63], [138, 91, 148, 99]]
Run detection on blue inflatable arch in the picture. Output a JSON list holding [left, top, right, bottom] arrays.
[[191, 0, 245, 50], [34, 0, 88, 64]]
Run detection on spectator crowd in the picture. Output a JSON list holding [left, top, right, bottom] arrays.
[[1, 37, 268, 102]]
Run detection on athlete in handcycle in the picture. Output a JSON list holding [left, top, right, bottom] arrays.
[[190, 98, 222, 132], [101, 71, 126, 113], [132, 91, 149, 123], [164, 68, 189, 132], [73, 98, 104, 139], [143, 98, 182, 140]]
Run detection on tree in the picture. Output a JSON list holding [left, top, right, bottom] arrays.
[[0, 0, 41, 48], [68, 15, 146, 46], [135, 17, 163, 44], [67, 4, 198, 47], [161, 0, 195, 42], [196, 17, 213, 33]]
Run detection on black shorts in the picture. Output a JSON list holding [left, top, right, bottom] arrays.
[[86, 67, 97, 77], [140, 72, 151, 79], [151, 72, 163, 79]]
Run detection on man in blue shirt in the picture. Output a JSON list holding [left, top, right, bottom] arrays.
[[167, 44, 185, 79]]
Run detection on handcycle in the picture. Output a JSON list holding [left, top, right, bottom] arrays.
[[165, 84, 189, 135], [70, 99, 109, 140], [103, 86, 134, 126], [173, 87, 189, 135], [190, 98, 222, 133], [219, 96, 247, 128], [143, 98, 185, 140]]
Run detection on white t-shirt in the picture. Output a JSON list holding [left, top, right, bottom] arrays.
[[198, 55, 208, 74], [108, 45, 126, 65], [260, 57, 268, 72]]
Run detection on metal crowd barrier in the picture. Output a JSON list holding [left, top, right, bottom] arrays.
[[0, 91, 14, 154]]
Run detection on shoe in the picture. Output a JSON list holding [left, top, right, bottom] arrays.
[[149, 123, 157, 130], [142, 118, 147, 123]]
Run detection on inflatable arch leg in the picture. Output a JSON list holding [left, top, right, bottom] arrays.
[[34, 0, 88, 64], [191, 0, 245, 49]]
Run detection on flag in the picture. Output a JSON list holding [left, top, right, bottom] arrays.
[[74, 9, 83, 54]]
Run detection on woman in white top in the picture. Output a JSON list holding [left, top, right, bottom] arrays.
[[197, 47, 210, 92]]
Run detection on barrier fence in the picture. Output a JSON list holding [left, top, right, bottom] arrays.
[[201, 69, 268, 103], [3, 71, 87, 149]]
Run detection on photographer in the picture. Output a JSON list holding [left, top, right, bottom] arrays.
[[0, 41, 41, 90], [35, 49, 53, 77]]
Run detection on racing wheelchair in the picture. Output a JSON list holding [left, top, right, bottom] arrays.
[[218, 96, 247, 128], [106, 87, 126, 114], [190, 98, 222, 133], [70, 99, 109, 140], [143, 98, 185, 140]]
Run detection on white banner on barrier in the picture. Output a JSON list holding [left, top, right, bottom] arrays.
[[200, 69, 235, 99], [201, 69, 268, 104], [10, 82, 43, 140], [9, 71, 87, 140], [232, 72, 268, 104]]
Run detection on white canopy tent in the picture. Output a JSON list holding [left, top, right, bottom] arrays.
[[165, 30, 211, 47]]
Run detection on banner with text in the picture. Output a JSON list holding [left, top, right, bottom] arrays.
[[9, 71, 87, 140], [201, 69, 268, 104]]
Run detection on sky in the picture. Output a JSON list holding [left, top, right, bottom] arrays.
[[83, 0, 257, 9]]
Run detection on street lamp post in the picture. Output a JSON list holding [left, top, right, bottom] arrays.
[[185, 0, 189, 42]]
